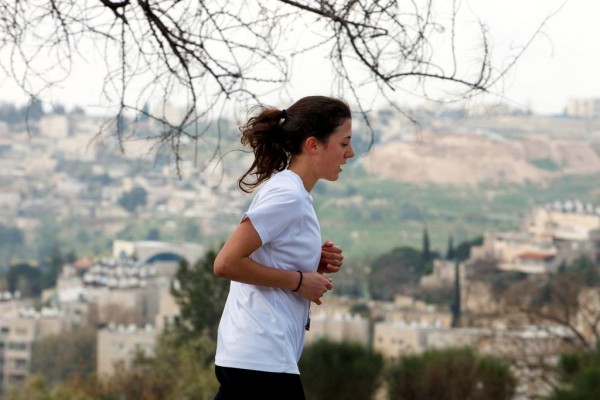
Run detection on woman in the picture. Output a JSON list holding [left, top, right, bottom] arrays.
[[213, 95, 355, 399]]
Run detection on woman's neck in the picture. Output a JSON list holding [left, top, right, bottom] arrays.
[[288, 157, 317, 192]]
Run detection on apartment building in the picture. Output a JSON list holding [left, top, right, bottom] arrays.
[[305, 312, 370, 347], [96, 324, 157, 376], [566, 98, 600, 119], [0, 308, 64, 394]]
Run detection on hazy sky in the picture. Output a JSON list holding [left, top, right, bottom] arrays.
[[0, 0, 598, 115], [462, 0, 600, 114], [281, 0, 600, 115]]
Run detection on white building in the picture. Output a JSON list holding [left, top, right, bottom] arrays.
[[305, 312, 370, 347], [566, 98, 600, 119], [97, 324, 157, 376], [0, 307, 66, 394]]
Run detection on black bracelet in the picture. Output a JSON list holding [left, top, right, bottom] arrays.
[[292, 271, 303, 292]]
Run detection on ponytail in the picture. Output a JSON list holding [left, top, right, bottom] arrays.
[[238, 107, 288, 193]]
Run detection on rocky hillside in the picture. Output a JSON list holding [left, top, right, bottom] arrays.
[[361, 115, 600, 186]]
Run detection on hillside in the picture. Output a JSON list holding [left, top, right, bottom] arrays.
[[362, 115, 600, 186], [310, 114, 600, 259]]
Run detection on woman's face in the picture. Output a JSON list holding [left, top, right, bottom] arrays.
[[317, 118, 355, 181]]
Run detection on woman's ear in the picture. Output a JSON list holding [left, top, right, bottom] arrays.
[[304, 136, 320, 154]]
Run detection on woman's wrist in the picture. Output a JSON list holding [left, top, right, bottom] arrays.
[[292, 271, 303, 292]]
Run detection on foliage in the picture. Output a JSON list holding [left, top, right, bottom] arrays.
[[369, 246, 423, 300], [146, 227, 161, 241], [530, 158, 562, 171], [100, 332, 217, 400], [170, 247, 229, 341], [299, 339, 384, 400], [5, 375, 55, 400], [8, 332, 218, 400], [3, 244, 74, 297], [41, 244, 66, 289], [0, 224, 24, 247], [446, 235, 455, 260], [563, 256, 600, 287], [117, 186, 148, 213], [5, 262, 42, 297], [0, 98, 44, 125], [31, 328, 97, 384], [550, 347, 600, 400], [453, 236, 484, 262], [386, 347, 516, 400], [421, 227, 436, 275]]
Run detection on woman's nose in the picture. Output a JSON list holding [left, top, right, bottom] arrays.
[[346, 145, 355, 158]]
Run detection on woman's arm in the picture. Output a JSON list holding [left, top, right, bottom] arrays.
[[214, 218, 333, 304]]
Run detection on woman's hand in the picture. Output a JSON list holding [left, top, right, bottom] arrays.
[[297, 271, 333, 305], [318, 240, 344, 274]]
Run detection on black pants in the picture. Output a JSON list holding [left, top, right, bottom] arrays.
[[214, 366, 306, 400]]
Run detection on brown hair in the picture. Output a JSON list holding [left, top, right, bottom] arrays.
[[238, 96, 351, 193]]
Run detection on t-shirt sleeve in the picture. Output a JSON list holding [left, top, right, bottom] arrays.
[[243, 185, 301, 245]]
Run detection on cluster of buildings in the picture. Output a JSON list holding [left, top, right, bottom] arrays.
[[0, 109, 247, 258], [0, 240, 203, 394], [1, 101, 599, 398], [305, 201, 600, 398], [0, 205, 598, 398], [472, 200, 600, 274]]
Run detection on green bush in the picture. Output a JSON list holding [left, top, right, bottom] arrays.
[[386, 347, 516, 400], [300, 339, 384, 400]]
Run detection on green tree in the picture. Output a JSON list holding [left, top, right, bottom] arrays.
[[171, 247, 229, 341], [551, 347, 600, 400], [422, 226, 431, 262], [6, 262, 42, 297], [31, 328, 96, 384], [454, 236, 484, 262], [566, 256, 600, 287], [446, 234, 455, 260], [0, 224, 24, 247], [451, 259, 461, 327], [369, 246, 422, 300], [386, 347, 516, 400], [6, 375, 53, 400], [125, 332, 218, 400], [299, 339, 383, 400], [26, 97, 45, 121], [42, 245, 64, 289], [146, 227, 161, 241], [117, 186, 147, 213], [0, 224, 26, 266]]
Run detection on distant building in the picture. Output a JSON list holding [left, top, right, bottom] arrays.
[[0, 307, 68, 394], [373, 321, 482, 359], [469, 201, 600, 274], [112, 240, 205, 273], [420, 259, 460, 289], [305, 312, 370, 347], [97, 324, 157, 376], [566, 97, 600, 119], [38, 114, 69, 138]]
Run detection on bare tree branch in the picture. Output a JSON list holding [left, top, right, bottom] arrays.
[[0, 0, 550, 171]]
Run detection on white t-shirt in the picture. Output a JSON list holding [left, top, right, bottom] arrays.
[[215, 170, 321, 374]]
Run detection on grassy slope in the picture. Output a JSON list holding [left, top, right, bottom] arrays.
[[314, 164, 600, 260]]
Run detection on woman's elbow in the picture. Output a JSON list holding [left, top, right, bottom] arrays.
[[213, 253, 230, 279]]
